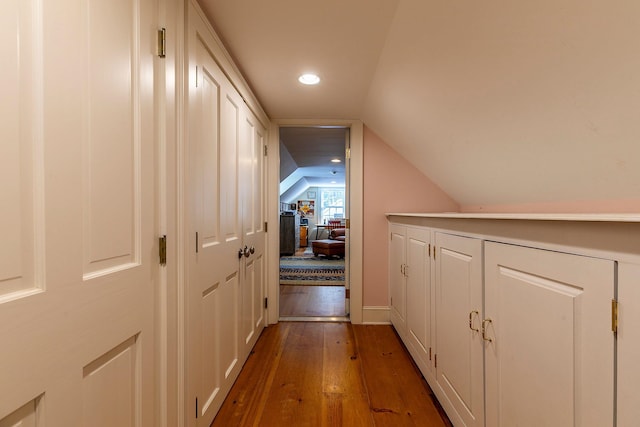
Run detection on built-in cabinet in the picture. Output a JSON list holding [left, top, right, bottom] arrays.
[[389, 214, 639, 427]]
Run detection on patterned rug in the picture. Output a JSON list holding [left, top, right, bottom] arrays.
[[279, 256, 345, 286]]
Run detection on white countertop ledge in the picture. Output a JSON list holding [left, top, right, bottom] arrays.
[[385, 212, 640, 223]]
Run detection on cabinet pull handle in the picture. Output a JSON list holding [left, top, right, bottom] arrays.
[[469, 310, 479, 332], [482, 318, 493, 342]]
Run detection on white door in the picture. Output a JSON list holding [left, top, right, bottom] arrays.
[[0, 0, 157, 425], [187, 9, 244, 425], [435, 233, 484, 427], [405, 227, 433, 376], [484, 242, 614, 427], [239, 108, 267, 356], [389, 224, 407, 333]]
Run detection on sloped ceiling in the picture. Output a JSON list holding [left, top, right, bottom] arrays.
[[199, 0, 640, 207]]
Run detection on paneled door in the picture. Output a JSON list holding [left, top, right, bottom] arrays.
[[434, 233, 484, 427], [239, 109, 267, 357], [187, 12, 243, 425], [0, 0, 158, 425], [484, 242, 614, 427], [389, 224, 407, 333], [187, 4, 268, 425]]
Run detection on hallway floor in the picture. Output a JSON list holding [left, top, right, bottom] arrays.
[[211, 322, 451, 426]]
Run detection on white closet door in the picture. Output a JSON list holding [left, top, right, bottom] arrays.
[[0, 0, 157, 424], [239, 108, 266, 356], [187, 4, 251, 425], [485, 242, 614, 427]]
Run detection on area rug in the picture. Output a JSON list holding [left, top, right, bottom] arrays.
[[279, 256, 345, 286]]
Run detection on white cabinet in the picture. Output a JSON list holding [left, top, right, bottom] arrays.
[[389, 225, 434, 379], [434, 233, 484, 427], [388, 214, 636, 427], [485, 242, 614, 427]]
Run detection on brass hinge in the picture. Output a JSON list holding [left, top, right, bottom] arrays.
[[264, 221, 268, 232], [264, 297, 268, 309], [612, 299, 619, 334], [346, 147, 351, 159], [345, 289, 350, 299], [157, 28, 166, 58], [345, 219, 350, 229], [264, 145, 268, 156], [159, 235, 167, 266]]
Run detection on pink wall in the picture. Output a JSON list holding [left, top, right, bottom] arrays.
[[362, 126, 459, 307], [462, 199, 640, 214]]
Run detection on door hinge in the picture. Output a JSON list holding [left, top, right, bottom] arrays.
[[345, 219, 350, 229], [157, 28, 166, 58], [346, 147, 351, 159], [433, 246, 436, 260], [264, 145, 268, 156], [159, 235, 167, 266], [612, 299, 619, 334], [264, 221, 268, 232], [195, 397, 198, 419], [345, 289, 350, 299], [428, 244, 431, 258], [264, 297, 268, 309], [195, 232, 199, 253]]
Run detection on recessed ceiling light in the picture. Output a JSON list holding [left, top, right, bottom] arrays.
[[298, 73, 320, 85], [331, 158, 341, 163]]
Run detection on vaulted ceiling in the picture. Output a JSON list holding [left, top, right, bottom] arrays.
[[199, 0, 640, 208]]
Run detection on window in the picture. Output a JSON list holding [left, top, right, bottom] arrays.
[[320, 188, 344, 224]]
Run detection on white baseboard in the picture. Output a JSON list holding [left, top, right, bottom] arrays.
[[362, 306, 391, 324]]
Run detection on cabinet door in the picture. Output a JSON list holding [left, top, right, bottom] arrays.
[[405, 227, 433, 376], [435, 233, 484, 427], [485, 242, 614, 427], [389, 224, 407, 334]]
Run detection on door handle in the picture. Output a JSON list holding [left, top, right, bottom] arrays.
[[249, 246, 255, 254], [243, 246, 250, 258], [469, 310, 479, 332], [482, 318, 493, 342]]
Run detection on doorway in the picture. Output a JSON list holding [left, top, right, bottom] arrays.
[[277, 127, 349, 320]]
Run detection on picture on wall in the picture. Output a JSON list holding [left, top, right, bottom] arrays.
[[297, 200, 315, 218]]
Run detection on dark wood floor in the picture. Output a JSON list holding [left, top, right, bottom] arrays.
[[211, 322, 452, 426], [279, 285, 346, 317]]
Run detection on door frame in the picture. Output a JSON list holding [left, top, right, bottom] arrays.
[[267, 119, 364, 324]]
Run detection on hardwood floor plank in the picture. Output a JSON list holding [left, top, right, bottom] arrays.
[[211, 323, 291, 426], [211, 322, 451, 427], [258, 323, 325, 426], [321, 323, 373, 427], [279, 285, 345, 317], [353, 325, 449, 427]]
